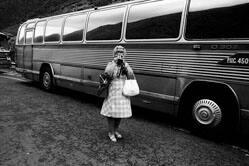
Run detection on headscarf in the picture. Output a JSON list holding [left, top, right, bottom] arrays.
[[113, 45, 127, 57]]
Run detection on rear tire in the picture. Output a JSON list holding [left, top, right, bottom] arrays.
[[184, 94, 228, 138], [40, 67, 53, 91], [191, 98, 224, 131]]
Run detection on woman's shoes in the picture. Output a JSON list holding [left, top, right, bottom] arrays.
[[114, 132, 122, 139], [108, 133, 117, 142], [108, 132, 122, 142]]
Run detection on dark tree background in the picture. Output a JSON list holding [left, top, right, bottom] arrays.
[[0, 0, 130, 35]]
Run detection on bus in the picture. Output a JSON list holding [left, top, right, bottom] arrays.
[[0, 32, 11, 68], [15, 0, 249, 136]]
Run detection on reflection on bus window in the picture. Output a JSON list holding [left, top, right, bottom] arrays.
[[26, 22, 35, 29], [34, 21, 46, 43], [25, 30, 33, 44], [86, 7, 125, 41], [45, 17, 64, 42], [126, 0, 185, 39], [186, 0, 249, 39], [63, 14, 86, 42], [18, 24, 26, 44]]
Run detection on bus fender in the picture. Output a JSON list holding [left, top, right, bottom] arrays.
[[178, 79, 240, 128]]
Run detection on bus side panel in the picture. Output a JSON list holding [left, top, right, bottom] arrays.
[[23, 45, 33, 70], [83, 67, 102, 95], [60, 65, 82, 83], [131, 74, 175, 114], [229, 83, 249, 135], [23, 45, 33, 80], [31, 44, 177, 114], [16, 46, 24, 69]]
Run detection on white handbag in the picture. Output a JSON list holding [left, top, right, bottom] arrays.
[[123, 79, 140, 96]]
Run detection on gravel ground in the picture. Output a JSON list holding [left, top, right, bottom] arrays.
[[0, 71, 249, 166]]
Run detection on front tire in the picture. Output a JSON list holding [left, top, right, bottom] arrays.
[[40, 68, 53, 91]]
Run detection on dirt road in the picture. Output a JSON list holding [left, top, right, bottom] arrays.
[[0, 71, 249, 166]]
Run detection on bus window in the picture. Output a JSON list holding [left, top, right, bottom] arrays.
[[126, 0, 185, 40], [26, 22, 35, 29], [186, 0, 249, 39], [45, 17, 64, 42], [63, 14, 86, 42], [25, 30, 33, 44], [86, 7, 125, 41], [18, 24, 26, 44], [34, 21, 46, 43]]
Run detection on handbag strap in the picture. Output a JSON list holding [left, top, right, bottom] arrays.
[[127, 73, 136, 80]]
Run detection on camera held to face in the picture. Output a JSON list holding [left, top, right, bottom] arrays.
[[116, 58, 124, 66]]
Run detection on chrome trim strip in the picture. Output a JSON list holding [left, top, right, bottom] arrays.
[[82, 80, 99, 86], [140, 90, 179, 102], [54, 75, 81, 83], [54, 74, 99, 86], [23, 69, 39, 74], [0, 75, 29, 82], [15, 67, 24, 73], [54, 74, 177, 101]]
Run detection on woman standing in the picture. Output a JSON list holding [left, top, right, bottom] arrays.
[[100, 45, 134, 142]]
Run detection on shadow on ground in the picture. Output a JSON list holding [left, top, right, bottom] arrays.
[[18, 80, 249, 150]]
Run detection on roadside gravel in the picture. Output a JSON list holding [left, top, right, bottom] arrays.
[[0, 74, 248, 166]]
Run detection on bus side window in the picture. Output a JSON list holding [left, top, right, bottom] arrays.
[[63, 14, 86, 42], [18, 24, 26, 45], [25, 30, 34, 45], [126, 0, 185, 40], [45, 17, 64, 42], [34, 21, 46, 43], [86, 6, 126, 41], [185, 0, 249, 39]]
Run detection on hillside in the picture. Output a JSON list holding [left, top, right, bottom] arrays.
[[0, 0, 130, 36]]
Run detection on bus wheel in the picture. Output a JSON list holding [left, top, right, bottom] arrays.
[[192, 99, 222, 128], [41, 68, 53, 91], [188, 96, 226, 136]]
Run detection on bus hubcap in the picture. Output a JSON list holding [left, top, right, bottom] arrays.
[[43, 72, 51, 88], [193, 99, 222, 127]]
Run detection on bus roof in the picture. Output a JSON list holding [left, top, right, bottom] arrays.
[[23, 0, 151, 23]]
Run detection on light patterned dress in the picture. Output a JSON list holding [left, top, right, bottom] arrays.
[[100, 61, 134, 118]]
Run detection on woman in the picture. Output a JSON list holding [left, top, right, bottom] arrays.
[[100, 45, 134, 142]]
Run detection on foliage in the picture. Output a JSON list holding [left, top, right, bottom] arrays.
[[88, 0, 112, 7], [0, 0, 129, 35]]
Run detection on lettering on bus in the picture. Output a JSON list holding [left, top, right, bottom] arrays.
[[219, 53, 249, 66], [210, 44, 238, 50]]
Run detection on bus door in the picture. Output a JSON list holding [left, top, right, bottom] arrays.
[[23, 29, 34, 79], [15, 24, 26, 69], [23, 44, 33, 70]]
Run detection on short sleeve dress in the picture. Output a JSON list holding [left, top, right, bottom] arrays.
[[100, 61, 134, 118]]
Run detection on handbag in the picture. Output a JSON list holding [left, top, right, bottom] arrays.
[[122, 79, 140, 97], [97, 72, 112, 98]]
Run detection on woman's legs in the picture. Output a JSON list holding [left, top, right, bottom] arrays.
[[107, 117, 115, 134], [114, 118, 122, 138], [114, 118, 121, 132], [107, 117, 117, 142]]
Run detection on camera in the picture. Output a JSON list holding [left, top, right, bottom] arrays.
[[116, 58, 124, 66]]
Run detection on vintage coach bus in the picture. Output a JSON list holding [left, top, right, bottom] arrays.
[[16, 0, 249, 135]]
